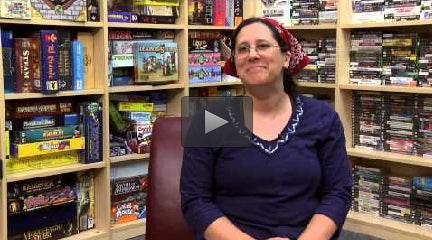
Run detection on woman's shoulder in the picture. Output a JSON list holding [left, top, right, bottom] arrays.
[[297, 94, 338, 127], [298, 94, 335, 114]]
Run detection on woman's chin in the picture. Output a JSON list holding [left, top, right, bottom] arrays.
[[244, 77, 270, 85]]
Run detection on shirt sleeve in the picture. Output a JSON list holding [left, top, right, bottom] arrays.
[[180, 146, 225, 238], [314, 111, 353, 231]]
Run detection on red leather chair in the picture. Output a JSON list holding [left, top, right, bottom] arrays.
[[146, 117, 195, 240]]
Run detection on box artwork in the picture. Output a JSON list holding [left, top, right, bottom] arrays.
[[0, 0, 32, 19], [133, 40, 178, 84], [30, 0, 87, 22]]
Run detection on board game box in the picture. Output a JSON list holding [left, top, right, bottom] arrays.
[[30, 0, 87, 22], [133, 40, 178, 84]]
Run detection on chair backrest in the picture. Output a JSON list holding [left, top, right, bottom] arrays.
[[146, 117, 195, 240]]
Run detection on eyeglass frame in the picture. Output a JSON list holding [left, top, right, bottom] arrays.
[[233, 42, 281, 58]]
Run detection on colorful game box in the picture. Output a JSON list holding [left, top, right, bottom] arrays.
[[188, 52, 221, 66], [188, 65, 222, 84], [40, 30, 60, 93], [80, 102, 102, 163], [11, 137, 85, 158], [30, 0, 87, 22], [133, 40, 178, 84], [13, 125, 80, 144], [76, 171, 95, 232], [0, 0, 31, 19]]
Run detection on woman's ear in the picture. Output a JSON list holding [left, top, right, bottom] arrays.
[[283, 51, 291, 69]]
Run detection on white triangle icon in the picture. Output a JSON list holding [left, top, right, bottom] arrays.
[[205, 110, 229, 134]]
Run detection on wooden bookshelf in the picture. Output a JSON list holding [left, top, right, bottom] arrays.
[[6, 162, 106, 183], [345, 212, 432, 240], [1, 1, 431, 240], [111, 219, 147, 240], [110, 154, 150, 164]]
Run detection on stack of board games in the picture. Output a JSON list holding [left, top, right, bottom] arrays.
[[416, 96, 432, 158], [384, 0, 421, 21], [110, 175, 148, 224], [1, 28, 90, 94], [352, 164, 385, 216], [351, 0, 385, 23], [107, 0, 180, 24], [319, 0, 337, 24], [352, 91, 432, 157], [7, 172, 95, 239], [381, 33, 418, 87], [350, 32, 383, 85], [417, 38, 432, 87], [317, 38, 336, 83], [109, 91, 167, 156], [187, 0, 239, 27], [108, 29, 177, 86], [412, 177, 432, 227], [381, 175, 413, 223], [352, 91, 385, 150], [291, 0, 320, 25], [382, 94, 417, 155], [297, 39, 319, 83], [5, 99, 103, 173], [6, 100, 83, 159], [188, 30, 222, 84]]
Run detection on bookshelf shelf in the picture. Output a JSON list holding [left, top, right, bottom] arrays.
[[339, 84, 432, 94], [4, 89, 105, 100], [285, 24, 337, 30], [108, 22, 186, 30], [111, 219, 146, 240], [109, 83, 185, 93], [110, 154, 150, 164], [62, 229, 109, 240], [347, 148, 432, 168], [346, 212, 432, 240], [188, 81, 243, 88], [6, 162, 106, 183], [340, 20, 432, 29], [188, 25, 237, 30], [0, 19, 103, 28], [297, 82, 335, 89]]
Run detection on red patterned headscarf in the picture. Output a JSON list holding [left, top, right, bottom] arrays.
[[223, 18, 309, 77]]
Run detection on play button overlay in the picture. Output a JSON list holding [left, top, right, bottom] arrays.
[[205, 110, 228, 134], [181, 96, 253, 148]]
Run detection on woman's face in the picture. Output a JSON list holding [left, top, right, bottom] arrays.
[[234, 22, 290, 86]]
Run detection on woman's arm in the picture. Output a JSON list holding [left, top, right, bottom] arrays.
[[204, 216, 256, 240], [309, 111, 353, 239], [297, 214, 337, 240]]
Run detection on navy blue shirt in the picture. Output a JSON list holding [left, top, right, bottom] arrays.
[[180, 94, 352, 240]]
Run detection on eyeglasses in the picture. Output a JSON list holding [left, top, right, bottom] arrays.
[[234, 43, 280, 58]]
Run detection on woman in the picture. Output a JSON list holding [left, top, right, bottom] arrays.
[[180, 17, 352, 240]]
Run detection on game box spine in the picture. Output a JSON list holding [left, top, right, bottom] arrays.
[[40, 30, 59, 94]]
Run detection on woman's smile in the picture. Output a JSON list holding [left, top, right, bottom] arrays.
[[246, 65, 266, 73]]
